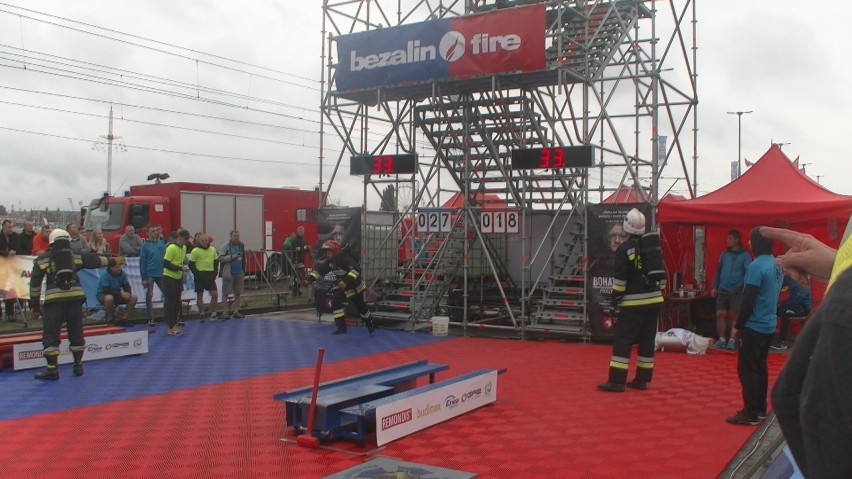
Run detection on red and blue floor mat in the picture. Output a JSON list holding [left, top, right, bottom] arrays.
[[0, 317, 786, 478]]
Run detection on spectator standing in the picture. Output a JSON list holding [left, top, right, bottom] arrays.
[[0, 219, 20, 321], [726, 227, 783, 425], [770, 274, 812, 350], [32, 225, 51, 255], [218, 230, 246, 319], [89, 228, 111, 255], [96, 263, 137, 326], [712, 230, 752, 350], [66, 223, 89, 255], [189, 233, 218, 320], [118, 225, 142, 257], [282, 232, 295, 278], [139, 224, 165, 328], [17, 220, 37, 255], [29, 228, 124, 379], [162, 229, 190, 336], [597, 209, 667, 392]]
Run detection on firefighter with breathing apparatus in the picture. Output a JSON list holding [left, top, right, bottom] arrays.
[[29, 228, 125, 380], [305, 240, 376, 335]]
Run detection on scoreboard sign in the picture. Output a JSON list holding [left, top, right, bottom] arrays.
[[480, 209, 519, 234], [415, 208, 453, 234]]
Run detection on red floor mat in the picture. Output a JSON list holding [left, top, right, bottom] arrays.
[[0, 337, 785, 478]]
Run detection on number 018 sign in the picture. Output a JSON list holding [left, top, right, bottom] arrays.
[[415, 209, 453, 234], [480, 210, 519, 233]]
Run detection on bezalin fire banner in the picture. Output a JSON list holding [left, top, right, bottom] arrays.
[[335, 4, 545, 91]]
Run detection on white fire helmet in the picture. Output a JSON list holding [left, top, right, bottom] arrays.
[[48, 228, 71, 245], [623, 208, 646, 235]]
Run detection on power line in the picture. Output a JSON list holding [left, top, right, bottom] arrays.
[[0, 84, 322, 128], [0, 54, 311, 114], [0, 84, 438, 150], [0, 124, 323, 165], [0, 60, 313, 121], [0, 99, 324, 146], [0, 45, 320, 111], [0, 3, 319, 87]]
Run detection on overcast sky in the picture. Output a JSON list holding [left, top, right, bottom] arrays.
[[0, 0, 849, 214]]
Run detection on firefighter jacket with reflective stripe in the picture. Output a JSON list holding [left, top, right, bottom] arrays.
[[611, 236, 666, 308], [309, 253, 364, 292], [30, 251, 114, 304]]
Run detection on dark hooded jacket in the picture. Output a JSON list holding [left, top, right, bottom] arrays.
[[772, 267, 852, 478]]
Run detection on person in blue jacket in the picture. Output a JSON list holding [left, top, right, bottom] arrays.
[[139, 224, 166, 328], [712, 230, 752, 350], [770, 274, 812, 350]]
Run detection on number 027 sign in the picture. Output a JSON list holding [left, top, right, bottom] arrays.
[[480, 210, 519, 233], [415, 209, 453, 234]]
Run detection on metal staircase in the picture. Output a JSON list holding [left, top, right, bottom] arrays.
[[547, 1, 651, 80], [409, 224, 467, 325], [527, 210, 587, 336]]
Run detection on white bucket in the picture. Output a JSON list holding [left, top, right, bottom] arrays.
[[431, 316, 450, 337]]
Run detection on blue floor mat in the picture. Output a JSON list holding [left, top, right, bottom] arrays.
[[0, 317, 449, 421]]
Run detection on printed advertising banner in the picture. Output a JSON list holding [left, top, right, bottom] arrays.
[[335, 4, 545, 91], [0, 256, 220, 310], [0, 254, 35, 300], [316, 207, 362, 263], [375, 371, 498, 446], [13, 330, 149, 370], [586, 204, 652, 337]]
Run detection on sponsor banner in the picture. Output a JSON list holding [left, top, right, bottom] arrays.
[[0, 256, 218, 310], [336, 4, 545, 91], [13, 330, 149, 370], [586, 204, 652, 337], [77, 258, 221, 309], [375, 370, 498, 446], [0, 254, 36, 300]]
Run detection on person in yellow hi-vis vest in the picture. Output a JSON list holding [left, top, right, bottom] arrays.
[[163, 229, 190, 336]]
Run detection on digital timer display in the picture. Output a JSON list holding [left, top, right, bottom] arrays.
[[510, 146, 594, 170], [350, 154, 418, 175]]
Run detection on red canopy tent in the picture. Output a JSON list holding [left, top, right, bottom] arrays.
[[657, 144, 852, 303]]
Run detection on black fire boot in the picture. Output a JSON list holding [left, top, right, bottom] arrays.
[[331, 317, 347, 335], [72, 350, 84, 377], [35, 353, 60, 380], [364, 315, 376, 334], [597, 382, 626, 392]]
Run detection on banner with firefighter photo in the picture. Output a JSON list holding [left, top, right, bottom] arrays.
[[586, 203, 652, 337], [314, 207, 363, 314]]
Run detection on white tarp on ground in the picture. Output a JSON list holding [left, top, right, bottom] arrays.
[[655, 328, 711, 355]]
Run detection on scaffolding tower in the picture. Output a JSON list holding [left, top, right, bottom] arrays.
[[319, 0, 698, 337]]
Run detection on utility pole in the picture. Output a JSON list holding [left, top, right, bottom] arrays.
[[94, 107, 125, 195], [727, 111, 753, 178]]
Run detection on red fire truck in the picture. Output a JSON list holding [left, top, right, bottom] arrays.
[[82, 182, 321, 280]]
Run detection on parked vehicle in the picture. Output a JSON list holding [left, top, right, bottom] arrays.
[[83, 182, 321, 280]]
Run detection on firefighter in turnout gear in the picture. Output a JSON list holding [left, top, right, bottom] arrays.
[[598, 208, 667, 392], [306, 240, 375, 335], [29, 228, 125, 380]]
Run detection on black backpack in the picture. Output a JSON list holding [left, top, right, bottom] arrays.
[[49, 246, 79, 290]]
